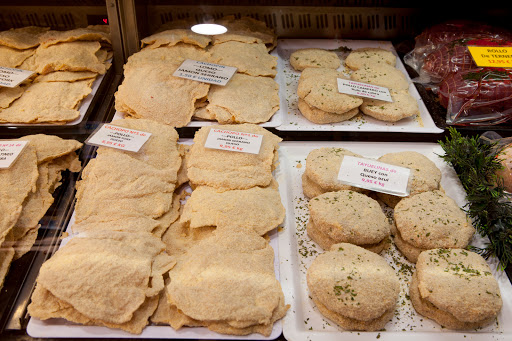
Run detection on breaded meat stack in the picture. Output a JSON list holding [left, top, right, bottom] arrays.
[[377, 151, 442, 208], [307, 243, 400, 331], [307, 190, 391, 253], [393, 190, 475, 263], [302, 147, 367, 199], [410, 248, 502, 329]]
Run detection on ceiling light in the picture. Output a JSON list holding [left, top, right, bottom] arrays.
[[191, 23, 227, 35]]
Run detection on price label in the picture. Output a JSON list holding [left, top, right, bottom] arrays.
[[337, 78, 393, 102], [85, 124, 152, 152], [468, 46, 512, 68], [173, 59, 237, 86], [204, 128, 263, 154], [0, 140, 29, 168], [337, 156, 411, 196], [0, 66, 34, 88]]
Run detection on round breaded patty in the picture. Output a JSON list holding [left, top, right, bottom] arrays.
[[297, 68, 363, 114], [360, 89, 419, 122], [307, 219, 390, 253], [313, 298, 396, 332], [410, 249, 502, 329], [303, 147, 367, 198], [307, 243, 400, 331], [350, 63, 409, 90], [307, 190, 391, 249], [298, 98, 359, 124], [376, 151, 442, 208], [290, 48, 341, 71], [393, 191, 475, 260], [301, 173, 327, 199], [390, 225, 427, 263], [345, 47, 397, 71]]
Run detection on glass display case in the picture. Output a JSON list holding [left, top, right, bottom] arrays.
[[0, 0, 122, 336], [0, 0, 124, 138], [0, 1, 511, 340], [115, 1, 512, 137]]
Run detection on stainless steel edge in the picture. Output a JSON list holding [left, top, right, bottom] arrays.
[[106, 0, 126, 73], [118, 0, 142, 59]]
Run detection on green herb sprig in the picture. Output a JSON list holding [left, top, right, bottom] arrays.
[[438, 127, 512, 270]]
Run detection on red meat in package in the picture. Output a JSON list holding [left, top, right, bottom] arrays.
[[404, 21, 512, 82], [414, 21, 511, 51], [422, 38, 512, 84], [439, 68, 512, 125]]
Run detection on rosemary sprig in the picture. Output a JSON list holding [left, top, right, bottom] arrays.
[[438, 127, 512, 270]]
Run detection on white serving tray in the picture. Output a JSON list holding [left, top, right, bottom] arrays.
[[275, 39, 443, 133], [0, 62, 110, 127], [276, 141, 512, 341], [27, 138, 283, 340]]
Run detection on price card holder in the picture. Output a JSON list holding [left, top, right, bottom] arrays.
[[173, 59, 237, 86], [204, 128, 263, 154], [468, 46, 512, 68], [85, 124, 152, 152], [0, 66, 34, 88], [337, 78, 393, 102], [0, 140, 29, 169], [337, 155, 411, 196]]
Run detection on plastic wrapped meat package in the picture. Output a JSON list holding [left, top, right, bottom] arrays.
[[439, 68, 512, 125], [404, 21, 512, 125]]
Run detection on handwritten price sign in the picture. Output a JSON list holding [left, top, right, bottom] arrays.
[[204, 129, 263, 154], [85, 124, 152, 152], [337, 78, 393, 102], [0, 140, 29, 168], [174, 59, 237, 86], [337, 155, 411, 196], [0, 66, 34, 88]]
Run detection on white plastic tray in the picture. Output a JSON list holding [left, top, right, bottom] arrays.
[[275, 39, 443, 133], [276, 141, 512, 341], [27, 139, 283, 340], [0, 63, 110, 127]]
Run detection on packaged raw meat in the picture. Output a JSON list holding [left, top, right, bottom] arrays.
[[422, 37, 512, 84], [439, 68, 512, 125], [404, 21, 512, 82]]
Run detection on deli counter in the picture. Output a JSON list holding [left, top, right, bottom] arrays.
[[0, 1, 511, 341]]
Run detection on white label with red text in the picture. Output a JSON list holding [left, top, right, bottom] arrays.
[[204, 128, 263, 154], [337, 78, 393, 102], [337, 155, 411, 196], [85, 124, 152, 152], [0, 140, 29, 168], [0, 66, 34, 88], [173, 59, 237, 86]]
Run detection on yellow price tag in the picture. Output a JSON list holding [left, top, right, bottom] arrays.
[[468, 46, 512, 68]]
